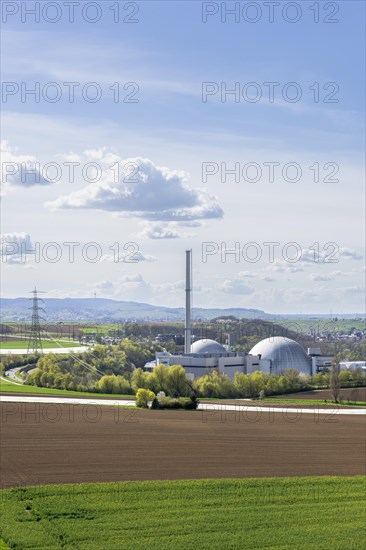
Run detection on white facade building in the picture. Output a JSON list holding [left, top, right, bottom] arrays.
[[147, 336, 334, 380]]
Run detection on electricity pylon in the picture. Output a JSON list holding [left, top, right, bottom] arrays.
[[27, 288, 46, 354]]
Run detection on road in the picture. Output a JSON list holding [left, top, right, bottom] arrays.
[[4, 368, 24, 383], [1, 394, 365, 415]]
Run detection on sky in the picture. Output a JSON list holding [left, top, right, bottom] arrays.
[[1, 0, 365, 314]]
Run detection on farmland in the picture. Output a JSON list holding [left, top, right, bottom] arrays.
[[0, 340, 84, 350], [1, 387, 365, 549], [1, 403, 365, 488], [0, 477, 365, 549], [0, 378, 133, 399]]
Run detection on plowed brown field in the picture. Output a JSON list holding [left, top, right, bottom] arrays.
[[1, 402, 365, 488]]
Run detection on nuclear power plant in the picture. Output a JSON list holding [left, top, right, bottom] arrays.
[[147, 250, 333, 380]]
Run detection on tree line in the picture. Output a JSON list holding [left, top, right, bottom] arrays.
[[2, 339, 365, 400]]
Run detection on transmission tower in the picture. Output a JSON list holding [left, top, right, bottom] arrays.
[[27, 287, 46, 354]]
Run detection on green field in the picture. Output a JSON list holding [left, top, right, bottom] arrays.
[[275, 317, 365, 334], [257, 398, 366, 407], [0, 477, 365, 549], [0, 340, 85, 350], [1, 380, 365, 407], [0, 378, 134, 400]]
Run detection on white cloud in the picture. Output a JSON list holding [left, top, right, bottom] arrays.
[[308, 273, 332, 282], [139, 223, 180, 240], [115, 274, 153, 301], [267, 246, 363, 274], [95, 280, 115, 294], [131, 251, 157, 263], [231, 270, 275, 282], [300, 247, 362, 264], [308, 270, 346, 282], [155, 280, 202, 295], [238, 271, 256, 278], [0, 232, 34, 264], [88, 276, 203, 303], [178, 221, 204, 228], [339, 248, 363, 261], [268, 260, 304, 273], [1, 141, 50, 190], [216, 278, 254, 295], [57, 152, 82, 163], [101, 250, 157, 263], [46, 153, 223, 222]]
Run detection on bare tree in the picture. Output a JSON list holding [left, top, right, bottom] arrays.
[[330, 362, 341, 403]]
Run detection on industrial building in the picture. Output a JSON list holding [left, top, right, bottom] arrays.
[[146, 250, 334, 380], [152, 336, 334, 380], [153, 338, 270, 380]]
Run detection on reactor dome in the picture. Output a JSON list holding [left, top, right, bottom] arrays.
[[249, 337, 311, 375], [190, 339, 226, 354]]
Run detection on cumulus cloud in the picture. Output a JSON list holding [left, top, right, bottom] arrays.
[[139, 223, 180, 240], [338, 248, 363, 261], [309, 271, 346, 282], [101, 250, 157, 263], [87, 274, 154, 302], [154, 280, 185, 293], [46, 153, 223, 222], [300, 247, 362, 264], [281, 288, 321, 303], [139, 220, 198, 239], [268, 260, 304, 273], [261, 275, 275, 282], [238, 271, 256, 278], [0, 232, 34, 264], [309, 273, 332, 282], [266, 245, 363, 273], [131, 251, 157, 262], [1, 141, 50, 189], [216, 278, 254, 295], [115, 274, 153, 301], [226, 270, 275, 283], [154, 280, 202, 295], [94, 280, 115, 294], [178, 221, 204, 228]]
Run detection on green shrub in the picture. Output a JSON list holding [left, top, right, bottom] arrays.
[[136, 388, 156, 408], [150, 396, 199, 410], [178, 397, 199, 410], [158, 396, 180, 409]]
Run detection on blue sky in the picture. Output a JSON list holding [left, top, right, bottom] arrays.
[[1, 0, 365, 313]]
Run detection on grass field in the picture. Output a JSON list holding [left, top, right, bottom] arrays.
[[257, 398, 366, 407], [0, 477, 365, 549], [0, 340, 84, 350], [274, 317, 365, 334], [1, 379, 365, 406], [0, 378, 134, 400]]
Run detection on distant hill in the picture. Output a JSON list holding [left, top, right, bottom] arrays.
[[0, 297, 268, 322], [0, 297, 363, 323]]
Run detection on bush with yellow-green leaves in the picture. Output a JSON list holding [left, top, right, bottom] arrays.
[[136, 388, 156, 408]]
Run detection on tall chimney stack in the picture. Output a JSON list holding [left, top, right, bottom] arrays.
[[184, 249, 192, 354]]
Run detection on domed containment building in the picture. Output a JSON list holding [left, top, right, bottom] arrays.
[[152, 335, 330, 380], [249, 337, 311, 375], [154, 337, 258, 380], [147, 251, 333, 379], [191, 339, 226, 354]]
